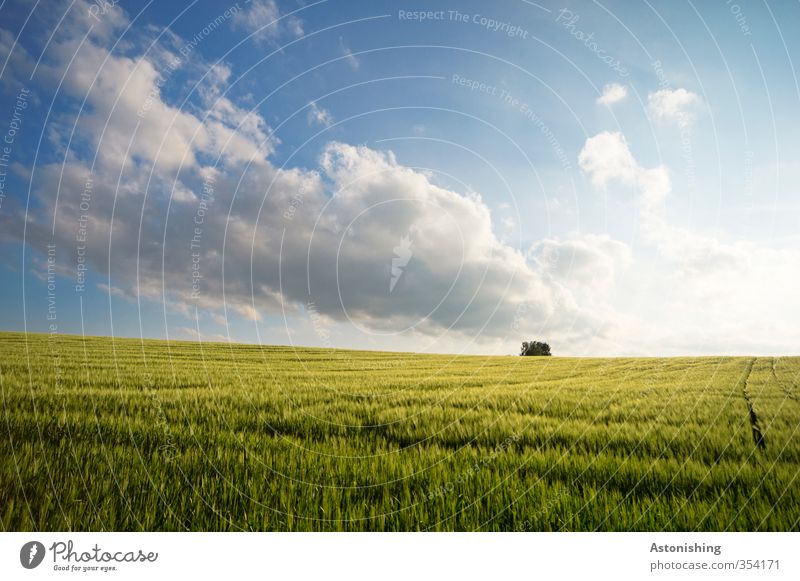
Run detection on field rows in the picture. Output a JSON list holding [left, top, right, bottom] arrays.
[[1, 332, 798, 531]]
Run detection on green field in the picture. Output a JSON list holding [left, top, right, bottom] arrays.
[[1, 331, 798, 531]]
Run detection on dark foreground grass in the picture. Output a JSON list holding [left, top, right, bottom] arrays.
[[1, 332, 798, 531]]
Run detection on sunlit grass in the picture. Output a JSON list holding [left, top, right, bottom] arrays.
[[1, 332, 798, 531]]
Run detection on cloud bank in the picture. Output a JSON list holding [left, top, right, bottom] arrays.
[[0, 1, 616, 352], [3, 1, 797, 356]]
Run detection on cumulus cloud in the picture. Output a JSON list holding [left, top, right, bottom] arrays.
[[579, 131, 738, 272], [0, 28, 37, 89], [578, 130, 800, 355], [307, 101, 334, 127], [530, 234, 632, 294], [0, 3, 617, 353], [578, 130, 641, 188], [10, 1, 794, 357], [28, 10, 277, 174], [596, 83, 628, 106], [648, 88, 702, 128], [8, 138, 607, 347], [231, 0, 304, 43]]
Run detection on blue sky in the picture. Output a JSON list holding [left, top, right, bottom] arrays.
[[0, 0, 799, 355]]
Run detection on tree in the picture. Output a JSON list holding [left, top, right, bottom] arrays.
[[520, 340, 551, 356]]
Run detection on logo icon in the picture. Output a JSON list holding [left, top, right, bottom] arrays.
[[390, 235, 413, 293], [20, 541, 45, 569]]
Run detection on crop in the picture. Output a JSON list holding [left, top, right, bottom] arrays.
[[1, 332, 798, 531]]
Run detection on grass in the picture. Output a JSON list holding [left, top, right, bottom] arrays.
[[1, 331, 798, 531]]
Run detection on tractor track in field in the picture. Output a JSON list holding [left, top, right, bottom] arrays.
[[741, 358, 766, 451]]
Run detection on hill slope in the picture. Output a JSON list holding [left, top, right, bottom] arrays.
[[1, 332, 798, 531]]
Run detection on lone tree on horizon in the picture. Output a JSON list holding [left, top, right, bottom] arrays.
[[520, 341, 551, 356]]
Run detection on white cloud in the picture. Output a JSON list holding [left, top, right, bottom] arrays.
[[29, 9, 278, 175], [578, 131, 800, 355], [1, 6, 611, 352], [7, 1, 796, 357], [308, 101, 334, 127], [579, 131, 733, 270], [530, 234, 632, 294], [648, 88, 702, 128], [10, 138, 609, 349], [0, 28, 37, 90], [339, 37, 360, 70], [578, 131, 641, 188], [500, 216, 515, 231], [231, 0, 303, 43], [596, 83, 628, 106]]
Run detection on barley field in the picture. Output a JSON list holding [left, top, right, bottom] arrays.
[[1, 331, 798, 531]]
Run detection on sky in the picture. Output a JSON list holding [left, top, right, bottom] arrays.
[[0, 0, 798, 356]]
